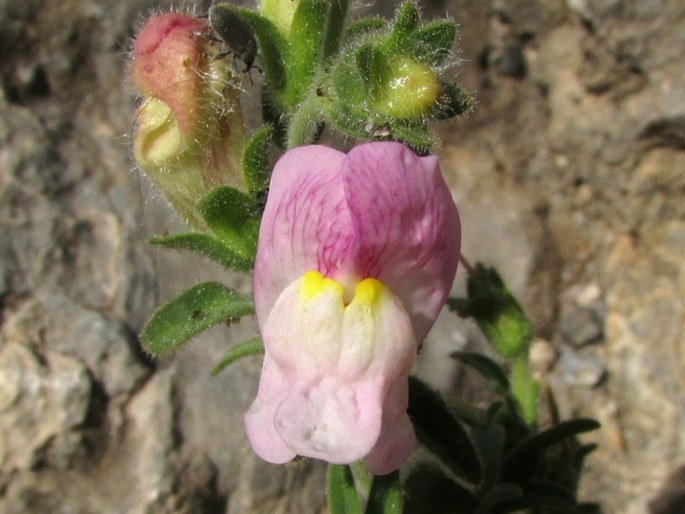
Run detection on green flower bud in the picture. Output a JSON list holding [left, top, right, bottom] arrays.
[[374, 56, 441, 120], [448, 264, 534, 359]]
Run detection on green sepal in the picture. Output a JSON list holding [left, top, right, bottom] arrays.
[[404, 463, 478, 514], [240, 9, 288, 95], [510, 357, 539, 425], [242, 125, 273, 198], [411, 20, 456, 66], [389, 123, 434, 155], [140, 282, 254, 355], [450, 351, 511, 395], [408, 376, 482, 485], [448, 263, 534, 359], [364, 471, 402, 514], [501, 418, 601, 483], [197, 187, 260, 262], [212, 336, 264, 375], [434, 82, 475, 120], [327, 464, 362, 514], [387, 2, 420, 51], [355, 43, 390, 95], [150, 232, 253, 272]]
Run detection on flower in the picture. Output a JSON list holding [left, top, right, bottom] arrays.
[[245, 142, 460, 474], [130, 12, 245, 227]]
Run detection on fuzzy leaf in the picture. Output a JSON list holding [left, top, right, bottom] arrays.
[[150, 232, 253, 272], [451, 351, 511, 395], [328, 464, 362, 514], [286, 0, 329, 106], [141, 282, 253, 355], [364, 471, 402, 514], [212, 336, 264, 375], [502, 418, 601, 482], [242, 125, 273, 198], [408, 376, 482, 484], [197, 187, 259, 261]]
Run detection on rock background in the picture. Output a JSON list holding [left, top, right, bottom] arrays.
[[0, 0, 683, 513]]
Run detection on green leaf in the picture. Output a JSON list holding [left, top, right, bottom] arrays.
[[212, 337, 264, 375], [450, 352, 511, 395], [285, 0, 329, 106], [364, 471, 402, 514], [408, 376, 482, 484], [141, 282, 254, 355], [404, 464, 477, 514], [240, 9, 288, 95], [502, 418, 601, 482], [197, 187, 260, 262], [328, 464, 362, 514], [242, 125, 273, 198], [388, 2, 420, 50], [150, 232, 253, 272], [411, 20, 456, 66]]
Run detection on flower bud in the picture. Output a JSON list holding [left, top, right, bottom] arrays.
[[130, 13, 245, 227], [373, 56, 441, 120]]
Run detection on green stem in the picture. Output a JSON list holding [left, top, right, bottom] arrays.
[[511, 357, 539, 425]]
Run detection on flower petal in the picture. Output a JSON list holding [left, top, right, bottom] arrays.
[[342, 142, 460, 342], [253, 146, 358, 324], [245, 272, 417, 466]]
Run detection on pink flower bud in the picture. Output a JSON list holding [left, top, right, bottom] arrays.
[[132, 14, 209, 144]]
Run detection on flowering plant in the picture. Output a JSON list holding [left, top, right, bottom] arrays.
[[128, 2, 600, 512]]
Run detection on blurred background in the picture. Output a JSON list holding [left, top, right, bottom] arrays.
[[0, 0, 683, 512]]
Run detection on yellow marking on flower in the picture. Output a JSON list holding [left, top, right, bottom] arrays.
[[299, 270, 344, 303], [350, 278, 384, 308]]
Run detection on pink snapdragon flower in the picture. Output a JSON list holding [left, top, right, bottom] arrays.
[[246, 142, 460, 474]]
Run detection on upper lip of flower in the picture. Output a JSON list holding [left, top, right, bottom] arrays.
[[253, 141, 461, 343]]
